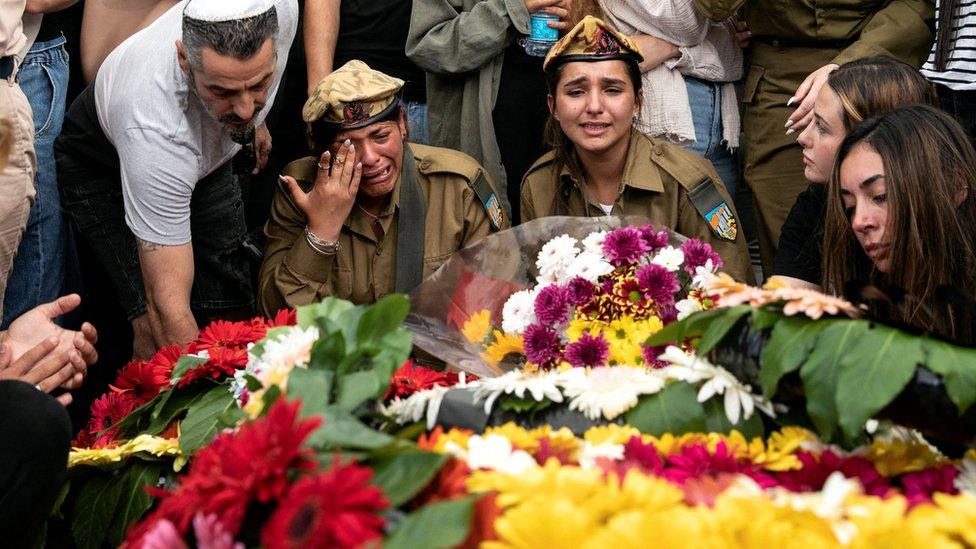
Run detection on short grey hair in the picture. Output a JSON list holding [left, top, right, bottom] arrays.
[[182, 7, 279, 69]]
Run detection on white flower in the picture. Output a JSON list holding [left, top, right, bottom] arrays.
[[562, 366, 665, 420], [472, 369, 564, 414], [578, 442, 625, 469], [501, 289, 538, 334], [770, 472, 861, 545], [955, 455, 976, 497], [536, 235, 580, 278], [464, 434, 538, 474], [691, 259, 719, 289], [651, 246, 685, 272], [246, 325, 320, 392], [380, 385, 453, 429], [565, 251, 615, 283], [581, 231, 608, 255], [675, 298, 703, 320]]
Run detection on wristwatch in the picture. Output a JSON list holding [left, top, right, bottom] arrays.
[[305, 227, 341, 255]]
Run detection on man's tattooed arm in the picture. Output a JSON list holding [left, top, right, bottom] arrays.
[[136, 237, 165, 252]]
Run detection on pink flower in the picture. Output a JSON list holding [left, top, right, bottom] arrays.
[[136, 519, 187, 549], [639, 227, 670, 251], [901, 464, 958, 507], [635, 263, 679, 307], [641, 344, 670, 368], [566, 277, 596, 307], [564, 332, 609, 368], [680, 239, 722, 274], [664, 442, 777, 488], [775, 450, 890, 497], [534, 285, 572, 326], [522, 324, 562, 367], [603, 227, 651, 266]]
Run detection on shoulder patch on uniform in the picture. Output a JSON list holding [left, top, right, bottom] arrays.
[[468, 172, 505, 230], [688, 177, 738, 242], [411, 143, 482, 181]]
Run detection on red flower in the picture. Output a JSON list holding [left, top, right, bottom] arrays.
[[262, 309, 297, 328], [596, 436, 664, 479], [534, 438, 575, 466], [664, 442, 777, 488], [190, 320, 265, 353], [88, 391, 138, 448], [175, 346, 250, 388], [261, 457, 388, 549], [112, 360, 171, 404], [384, 360, 459, 400], [776, 451, 890, 497], [148, 343, 185, 377], [126, 399, 322, 543], [901, 464, 958, 507]]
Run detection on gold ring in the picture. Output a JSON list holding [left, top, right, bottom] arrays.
[[317, 162, 328, 170], [333, 159, 345, 167]]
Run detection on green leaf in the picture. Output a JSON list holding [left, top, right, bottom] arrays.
[[261, 384, 283, 414], [923, 338, 976, 414], [307, 408, 395, 450], [749, 307, 784, 331], [334, 370, 382, 412], [385, 496, 476, 549], [759, 316, 825, 398], [297, 298, 354, 328], [145, 384, 210, 435], [696, 305, 752, 354], [799, 320, 868, 441], [70, 473, 123, 549], [309, 330, 346, 371], [497, 394, 553, 414], [178, 386, 236, 454], [643, 319, 685, 347], [624, 382, 706, 436], [370, 451, 448, 507], [107, 462, 160, 545], [169, 355, 209, 384], [702, 398, 765, 439], [834, 325, 921, 438], [287, 367, 332, 416], [357, 294, 410, 345]]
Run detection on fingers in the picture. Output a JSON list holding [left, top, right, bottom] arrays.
[[61, 371, 84, 391], [41, 294, 82, 320], [26, 349, 76, 391], [11, 337, 59, 377], [339, 141, 358, 188], [82, 321, 98, 346], [57, 393, 73, 407], [0, 342, 11, 372], [74, 330, 98, 366], [279, 174, 308, 210], [349, 161, 363, 195]]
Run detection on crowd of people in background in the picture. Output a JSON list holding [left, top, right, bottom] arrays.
[[1, 0, 976, 542]]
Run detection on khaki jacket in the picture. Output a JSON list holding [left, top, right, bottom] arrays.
[[693, 0, 934, 68], [259, 143, 508, 314], [521, 131, 755, 283]]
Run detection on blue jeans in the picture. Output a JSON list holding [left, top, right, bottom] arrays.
[[2, 36, 71, 328], [405, 100, 428, 145], [684, 76, 739, 197]]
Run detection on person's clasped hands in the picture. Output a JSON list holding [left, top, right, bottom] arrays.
[[0, 294, 98, 406]]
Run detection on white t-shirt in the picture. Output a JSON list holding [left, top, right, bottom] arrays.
[[94, 0, 298, 245], [599, 203, 614, 216]]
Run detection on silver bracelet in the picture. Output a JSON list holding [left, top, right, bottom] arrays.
[[305, 227, 340, 255]]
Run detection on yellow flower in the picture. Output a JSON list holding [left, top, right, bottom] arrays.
[[583, 424, 642, 446], [747, 427, 817, 472], [546, 427, 583, 459], [484, 423, 541, 452], [484, 495, 600, 549], [461, 309, 492, 344], [69, 434, 181, 468], [845, 494, 908, 548], [866, 438, 947, 477], [713, 495, 840, 547], [483, 331, 523, 365], [467, 460, 604, 508], [566, 318, 602, 342], [583, 508, 727, 549]]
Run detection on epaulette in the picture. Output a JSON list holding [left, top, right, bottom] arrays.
[[413, 143, 505, 230]]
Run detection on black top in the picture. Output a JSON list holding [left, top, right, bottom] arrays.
[[774, 182, 827, 285], [491, 40, 549, 224], [36, 8, 72, 43], [334, 0, 426, 103]]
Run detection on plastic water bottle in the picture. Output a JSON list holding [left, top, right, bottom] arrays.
[[521, 12, 560, 57]]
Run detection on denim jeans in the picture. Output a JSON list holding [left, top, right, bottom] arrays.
[[684, 76, 739, 197], [2, 36, 71, 328], [405, 100, 429, 145]]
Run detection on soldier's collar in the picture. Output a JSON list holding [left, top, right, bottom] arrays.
[[558, 130, 666, 194]]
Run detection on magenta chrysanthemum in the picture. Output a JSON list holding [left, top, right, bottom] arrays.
[[680, 238, 722, 274], [641, 344, 669, 368], [566, 277, 596, 307], [639, 226, 670, 251], [534, 285, 572, 325], [564, 332, 609, 368], [635, 263, 679, 307], [602, 227, 651, 266], [523, 324, 562, 367]]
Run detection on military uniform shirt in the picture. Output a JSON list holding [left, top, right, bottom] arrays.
[[521, 130, 755, 284], [259, 143, 508, 314]]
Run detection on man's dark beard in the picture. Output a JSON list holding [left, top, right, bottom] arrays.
[[187, 70, 257, 144]]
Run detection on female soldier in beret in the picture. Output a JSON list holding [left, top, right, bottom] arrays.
[[259, 60, 508, 313]]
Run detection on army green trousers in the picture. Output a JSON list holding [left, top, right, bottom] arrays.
[[742, 42, 844, 276]]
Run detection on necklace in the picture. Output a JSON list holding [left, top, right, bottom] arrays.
[[357, 203, 382, 224]]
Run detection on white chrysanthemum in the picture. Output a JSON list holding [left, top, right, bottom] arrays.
[[955, 455, 976, 497], [675, 298, 703, 320], [578, 441, 625, 469], [464, 434, 538, 474], [562, 366, 666, 420], [380, 385, 453, 429], [536, 234, 580, 277], [245, 325, 320, 391], [657, 346, 774, 424], [501, 289, 538, 334], [651, 246, 685, 272], [581, 231, 608, 255], [565, 251, 615, 283], [472, 369, 564, 414], [690, 259, 719, 289]]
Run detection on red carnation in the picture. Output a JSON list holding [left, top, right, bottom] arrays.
[[261, 457, 388, 549], [776, 450, 890, 497], [664, 442, 777, 488], [176, 346, 249, 388], [88, 391, 138, 448], [191, 320, 265, 353], [126, 399, 322, 543], [112, 360, 171, 404], [384, 360, 459, 401]]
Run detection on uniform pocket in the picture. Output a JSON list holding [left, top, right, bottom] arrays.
[[742, 65, 765, 105]]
